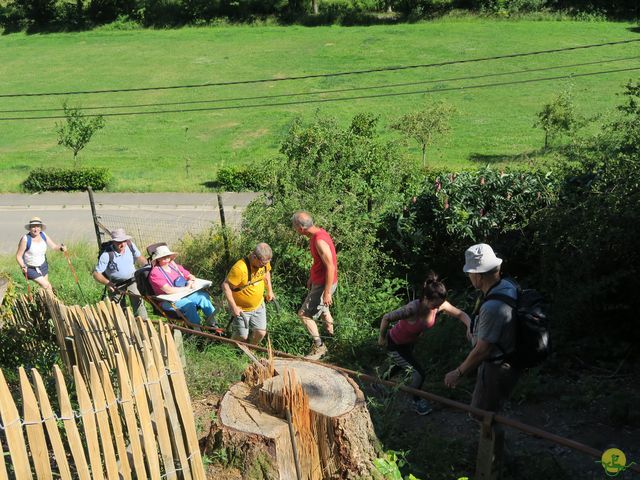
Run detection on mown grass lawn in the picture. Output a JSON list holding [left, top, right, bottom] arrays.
[[0, 19, 638, 192]]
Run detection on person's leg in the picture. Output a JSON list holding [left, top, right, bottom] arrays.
[[298, 284, 324, 347], [172, 297, 201, 325], [471, 362, 519, 414], [387, 344, 425, 398], [231, 313, 250, 342], [192, 291, 215, 319], [321, 283, 338, 335], [32, 274, 52, 291], [322, 311, 334, 336], [127, 282, 148, 319], [248, 304, 267, 345]]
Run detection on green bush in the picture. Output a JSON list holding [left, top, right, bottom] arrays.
[[215, 165, 267, 192], [530, 81, 640, 350], [22, 167, 112, 192], [383, 165, 558, 286]]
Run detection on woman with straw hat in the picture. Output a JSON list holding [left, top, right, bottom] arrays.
[[15, 217, 67, 292], [148, 245, 216, 328]]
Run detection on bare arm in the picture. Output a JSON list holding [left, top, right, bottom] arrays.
[[444, 338, 493, 388], [264, 270, 274, 302], [15, 237, 27, 272], [93, 271, 116, 292], [316, 239, 336, 306], [439, 301, 471, 327], [221, 279, 243, 317], [45, 235, 66, 252], [135, 255, 148, 267]]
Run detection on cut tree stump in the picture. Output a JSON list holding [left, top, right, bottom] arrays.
[[206, 358, 381, 480]]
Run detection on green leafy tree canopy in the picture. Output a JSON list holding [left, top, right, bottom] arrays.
[[391, 102, 456, 168], [56, 103, 105, 167]]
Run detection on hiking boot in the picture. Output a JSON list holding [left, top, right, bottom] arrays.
[[305, 343, 327, 360], [413, 398, 433, 416]]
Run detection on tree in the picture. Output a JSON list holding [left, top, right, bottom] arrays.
[[535, 87, 577, 150], [391, 102, 455, 169], [56, 103, 105, 167]]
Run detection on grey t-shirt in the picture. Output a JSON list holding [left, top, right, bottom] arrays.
[[472, 279, 517, 359]]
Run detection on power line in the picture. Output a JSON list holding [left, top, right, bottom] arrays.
[[1, 38, 639, 99], [1, 65, 638, 121], [2, 55, 637, 114]]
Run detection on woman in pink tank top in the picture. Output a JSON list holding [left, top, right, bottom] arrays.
[[377, 272, 471, 415]]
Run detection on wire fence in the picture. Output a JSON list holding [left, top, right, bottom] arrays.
[[89, 191, 250, 251]]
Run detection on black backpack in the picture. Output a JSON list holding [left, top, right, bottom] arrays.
[[484, 282, 551, 369]]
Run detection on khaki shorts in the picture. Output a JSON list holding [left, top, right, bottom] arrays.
[[300, 283, 337, 319], [232, 303, 267, 338]]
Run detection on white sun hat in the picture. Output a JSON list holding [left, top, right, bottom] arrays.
[[463, 243, 503, 273], [151, 245, 177, 264]]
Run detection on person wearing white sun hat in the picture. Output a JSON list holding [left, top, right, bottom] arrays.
[[15, 217, 67, 292], [148, 245, 216, 328], [444, 243, 520, 414]]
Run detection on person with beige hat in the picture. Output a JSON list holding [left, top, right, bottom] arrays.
[[16, 217, 67, 291], [148, 245, 216, 327], [93, 228, 148, 319], [444, 243, 520, 414]]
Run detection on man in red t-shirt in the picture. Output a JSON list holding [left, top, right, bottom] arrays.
[[292, 211, 338, 359]]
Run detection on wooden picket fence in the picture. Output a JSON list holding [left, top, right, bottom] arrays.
[[0, 292, 206, 479], [1, 292, 55, 358]]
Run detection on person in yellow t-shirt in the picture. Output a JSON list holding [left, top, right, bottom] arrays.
[[221, 243, 274, 344]]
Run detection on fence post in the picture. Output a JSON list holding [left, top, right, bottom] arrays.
[[87, 187, 103, 250], [217, 193, 230, 264], [475, 413, 504, 480], [173, 329, 187, 369]]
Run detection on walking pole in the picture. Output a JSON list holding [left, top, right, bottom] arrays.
[[62, 248, 90, 305]]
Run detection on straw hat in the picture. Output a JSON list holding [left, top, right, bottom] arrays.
[[110, 228, 132, 242], [25, 217, 46, 230], [152, 245, 177, 264], [463, 243, 502, 273]]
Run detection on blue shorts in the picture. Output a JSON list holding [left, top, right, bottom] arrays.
[[26, 262, 48, 280]]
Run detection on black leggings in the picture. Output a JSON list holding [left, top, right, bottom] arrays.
[[386, 335, 425, 400]]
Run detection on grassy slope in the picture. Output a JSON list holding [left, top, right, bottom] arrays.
[[0, 20, 638, 192]]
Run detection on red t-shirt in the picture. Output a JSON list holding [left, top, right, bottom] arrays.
[[310, 228, 338, 285]]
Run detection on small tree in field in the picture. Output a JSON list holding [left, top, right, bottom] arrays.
[[56, 103, 105, 167], [535, 87, 577, 150], [391, 102, 455, 168]]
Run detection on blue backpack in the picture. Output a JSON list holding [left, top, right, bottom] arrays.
[[25, 232, 47, 251]]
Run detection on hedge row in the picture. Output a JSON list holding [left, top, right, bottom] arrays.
[[22, 167, 112, 192]]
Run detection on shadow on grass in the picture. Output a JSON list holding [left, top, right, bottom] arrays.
[[468, 149, 546, 164], [201, 181, 221, 191]]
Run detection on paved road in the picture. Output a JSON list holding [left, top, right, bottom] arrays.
[[0, 192, 259, 254]]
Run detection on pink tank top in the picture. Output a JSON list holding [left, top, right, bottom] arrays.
[[389, 301, 438, 345]]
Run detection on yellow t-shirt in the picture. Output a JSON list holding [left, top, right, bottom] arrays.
[[227, 257, 271, 311]]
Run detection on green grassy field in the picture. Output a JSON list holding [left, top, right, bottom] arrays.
[[1, 20, 638, 192]]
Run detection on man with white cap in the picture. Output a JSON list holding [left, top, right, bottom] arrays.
[[444, 243, 520, 413], [92, 228, 148, 319]]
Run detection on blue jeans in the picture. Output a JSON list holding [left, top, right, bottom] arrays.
[[161, 290, 215, 325]]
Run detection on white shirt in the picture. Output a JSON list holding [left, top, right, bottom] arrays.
[[23, 234, 47, 267]]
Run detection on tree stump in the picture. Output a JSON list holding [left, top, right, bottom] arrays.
[[206, 358, 380, 479]]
